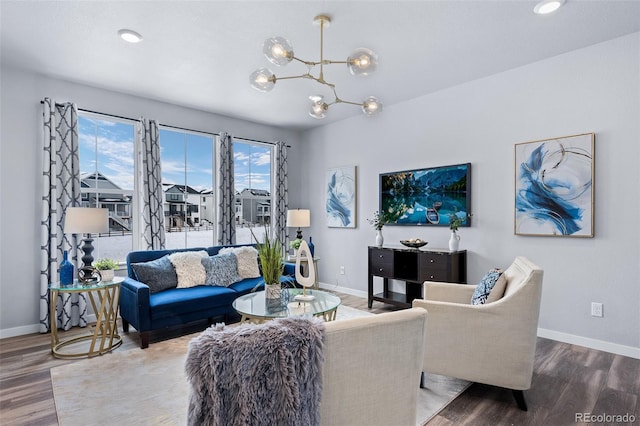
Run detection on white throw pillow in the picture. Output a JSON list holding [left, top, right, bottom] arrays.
[[219, 246, 261, 279], [169, 251, 208, 288]]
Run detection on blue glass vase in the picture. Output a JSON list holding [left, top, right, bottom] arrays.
[[59, 250, 74, 286], [308, 236, 315, 258]]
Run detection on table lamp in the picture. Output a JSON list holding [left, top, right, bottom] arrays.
[[286, 209, 310, 240], [64, 207, 109, 284]]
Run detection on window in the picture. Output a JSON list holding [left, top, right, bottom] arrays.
[[78, 113, 136, 263], [159, 128, 215, 249], [233, 140, 273, 244]]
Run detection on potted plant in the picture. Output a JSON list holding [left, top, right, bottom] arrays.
[[94, 258, 119, 282], [251, 227, 284, 300], [289, 238, 302, 257], [447, 211, 468, 251], [367, 211, 388, 247]]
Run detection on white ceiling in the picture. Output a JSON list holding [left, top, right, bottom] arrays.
[[2, 1, 639, 130]]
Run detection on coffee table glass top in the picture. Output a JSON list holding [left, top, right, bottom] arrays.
[[233, 288, 341, 320]]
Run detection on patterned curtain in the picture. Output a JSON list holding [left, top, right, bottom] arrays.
[[39, 98, 87, 333], [217, 132, 236, 245], [137, 118, 166, 250], [274, 141, 289, 253]]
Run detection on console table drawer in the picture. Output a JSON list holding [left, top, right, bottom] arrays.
[[419, 253, 449, 269], [369, 248, 394, 277]]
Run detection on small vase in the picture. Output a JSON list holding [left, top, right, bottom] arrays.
[[59, 250, 74, 286], [449, 231, 460, 252], [375, 230, 384, 248], [265, 283, 282, 300], [308, 236, 315, 258]]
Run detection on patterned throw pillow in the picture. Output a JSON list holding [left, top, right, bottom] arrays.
[[131, 255, 178, 294], [201, 253, 242, 287], [471, 268, 506, 305], [219, 246, 261, 279], [168, 251, 208, 288]]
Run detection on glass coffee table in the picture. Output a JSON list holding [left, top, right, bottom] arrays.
[[233, 288, 341, 323]]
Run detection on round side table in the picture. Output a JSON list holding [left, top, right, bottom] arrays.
[[49, 277, 123, 359]]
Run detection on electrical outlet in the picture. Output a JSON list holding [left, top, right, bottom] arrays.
[[591, 302, 603, 317], [339, 266, 345, 275]]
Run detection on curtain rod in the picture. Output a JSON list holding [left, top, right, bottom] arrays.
[[41, 100, 291, 148]]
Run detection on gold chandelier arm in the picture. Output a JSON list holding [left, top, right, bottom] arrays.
[[273, 74, 312, 82]]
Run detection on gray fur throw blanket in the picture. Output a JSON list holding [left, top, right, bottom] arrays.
[[185, 317, 325, 426]]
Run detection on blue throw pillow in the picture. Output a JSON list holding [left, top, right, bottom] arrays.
[[201, 253, 243, 287], [131, 255, 178, 294], [471, 268, 504, 305]]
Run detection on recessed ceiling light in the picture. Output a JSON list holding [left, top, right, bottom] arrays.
[[533, 0, 565, 15], [118, 29, 143, 43]]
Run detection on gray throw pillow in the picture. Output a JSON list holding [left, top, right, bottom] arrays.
[[131, 255, 178, 294], [201, 253, 243, 287]]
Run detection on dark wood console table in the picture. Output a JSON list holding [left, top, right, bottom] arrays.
[[368, 246, 467, 309]]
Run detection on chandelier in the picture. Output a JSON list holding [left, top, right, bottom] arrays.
[[250, 14, 382, 119]]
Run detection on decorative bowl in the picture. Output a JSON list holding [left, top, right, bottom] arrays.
[[400, 240, 428, 249]]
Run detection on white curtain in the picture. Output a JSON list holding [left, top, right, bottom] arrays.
[[137, 118, 166, 250], [218, 132, 236, 245], [39, 98, 87, 333], [274, 141, 289, 253]]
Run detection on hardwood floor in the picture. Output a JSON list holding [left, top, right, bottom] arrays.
[[1, 291, 638, 425]]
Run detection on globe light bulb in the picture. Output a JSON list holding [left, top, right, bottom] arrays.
[[347, 48, 378, 76], [250, 67, 275, 92], [263, 37, 294, 66], [309, 95, 328, 119], [362, 96, 382, 116]]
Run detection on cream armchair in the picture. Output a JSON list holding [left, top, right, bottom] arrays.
[[412, 256, 543, 411]]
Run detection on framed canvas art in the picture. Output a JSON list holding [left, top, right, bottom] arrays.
[[326, 166, 357, 228], [515, 133, 595, 237]]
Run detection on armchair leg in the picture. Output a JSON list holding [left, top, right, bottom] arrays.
[[420, 372, 425, 389], [140, 331, 149, 349], [512, 390, 528, 411]]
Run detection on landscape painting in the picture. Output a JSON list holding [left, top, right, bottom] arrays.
[[515, 133, 594, 237], [380, 163, 471, 227], [326, 166, 357, 228]]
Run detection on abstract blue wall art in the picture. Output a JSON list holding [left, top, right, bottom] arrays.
[[515, 133, 595, 237], [326, 166, 357, 228]]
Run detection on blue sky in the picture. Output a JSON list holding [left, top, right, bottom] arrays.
[[78, 116, 271, 193]]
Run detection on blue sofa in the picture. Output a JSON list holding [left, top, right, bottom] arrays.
[[120, 245, 295, 348]]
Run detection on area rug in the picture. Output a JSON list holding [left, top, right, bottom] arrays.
[[51, 306, 469, 425]]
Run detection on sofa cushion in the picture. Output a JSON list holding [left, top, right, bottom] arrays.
[[202, 253, 242, 287], [471, 268, 506, 305], [131, 255, 178, 294], [169, 251, 208, 288], [149, 285, 237, 321], [228, 276, 264, 295], [219, 246, 260, 279]]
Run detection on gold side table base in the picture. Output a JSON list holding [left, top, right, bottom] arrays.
[[50, 279, 123, 359]]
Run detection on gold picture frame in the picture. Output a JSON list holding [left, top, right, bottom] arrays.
[[514, 133, 595, 237]]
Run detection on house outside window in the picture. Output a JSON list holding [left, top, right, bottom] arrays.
[[159, 127, 215, 249], [78, 113, 136, 263], [233, 140, 273, 244]]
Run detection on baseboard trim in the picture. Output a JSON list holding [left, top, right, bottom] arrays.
[[0, 314, 98, 339], [537, 327, 640, 359], [318, 282, 368, 299]]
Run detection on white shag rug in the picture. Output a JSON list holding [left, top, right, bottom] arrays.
[[51, 305, 469, 425]]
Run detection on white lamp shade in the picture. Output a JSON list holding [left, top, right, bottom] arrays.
[[287, 209, 311, 228], [64, 207, 109, 234]]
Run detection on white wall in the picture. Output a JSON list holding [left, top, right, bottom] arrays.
[[303, 33, 640, 356], [0, 66, 303, 336]]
